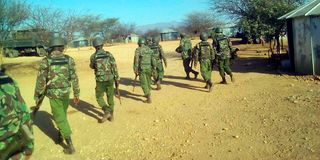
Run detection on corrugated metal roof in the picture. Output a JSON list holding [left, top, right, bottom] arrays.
[[279, 0, 320, 19]]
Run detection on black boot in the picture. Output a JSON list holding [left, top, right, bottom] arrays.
[[156, 80, 161, 90], [208, 80, 213, 92], [220, 77, 227, 84], [99, 106, 109, 123], [145, 94, 152, 103], [64, 137, 75, 154], [107, 112, 114, 122], [230, 74, 235, 82]]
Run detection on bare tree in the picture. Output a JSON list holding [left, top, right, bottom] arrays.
[[143, 28, 161, 38], [182, 11, 223, 36], [0, 0, 29, 41]]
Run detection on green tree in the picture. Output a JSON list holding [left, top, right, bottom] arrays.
[[210, 0, 305, 47]]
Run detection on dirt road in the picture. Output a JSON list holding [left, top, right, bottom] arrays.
[[3, 40, 320, 160]]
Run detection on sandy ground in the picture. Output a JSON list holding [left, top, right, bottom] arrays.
[[3, 40, 320, 160]]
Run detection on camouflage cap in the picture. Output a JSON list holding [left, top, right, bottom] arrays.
[[200, 32, 208, 41], [92, 37, 104, 47], [49, 37, 66, 48]]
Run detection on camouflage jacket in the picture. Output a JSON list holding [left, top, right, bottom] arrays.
[[90, 49, 120, 82], [179, 38, 192, 60], [212, 34, 232, 59], [133, 45, 155, 73], [0, 72, 33, 155], [194, 41, 215, 62], [149, 44, 167, 65], [34, 51, 80, 100]]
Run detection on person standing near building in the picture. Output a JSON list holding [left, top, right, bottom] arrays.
[[34, 36, 80, 154]]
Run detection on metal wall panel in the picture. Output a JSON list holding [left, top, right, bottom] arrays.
[[310, 16, 320, 75], [292, 17, 313, 74]]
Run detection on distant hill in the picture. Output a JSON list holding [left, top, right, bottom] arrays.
[[137, 21, 182, 33]]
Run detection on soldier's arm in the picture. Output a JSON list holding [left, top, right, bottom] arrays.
[[110, 54, 120, 81], [34, 59, 48, 101], [210, 44, 216, 60], [159, 45, 167, 65], [133, 49, 140, 74], [89, 54, 95, 69], [69, 58, 80, 97]]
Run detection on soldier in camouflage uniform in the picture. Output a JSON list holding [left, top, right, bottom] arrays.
[[150, 37, 167, 90], [34, 36, 80, 154], [133, 38, 155, 103], [178, 33, 199, 79], [212, 28, 234, 84], [193, 32, 216, 92], [90, 37, 120, 123], [0, 67, 34, 160]]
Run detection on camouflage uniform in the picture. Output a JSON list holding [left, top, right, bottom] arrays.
[[0, 72, 34, 160], [149, 38, 167, 90], [90, 48, 119, 121], [179, 34, 198, 79], [213, 28, 234, 83], [194, 33, 215, 91], [34, 50, 80, 140], [133, 38, 155, 103]]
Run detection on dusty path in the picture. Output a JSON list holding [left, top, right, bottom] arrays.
[[3, 40, 320, 160]]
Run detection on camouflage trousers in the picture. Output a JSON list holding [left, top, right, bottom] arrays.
[[200, 59, 212, 82], [49, 96, 72, 139], [218, 57, 232, 79], [153, 61, 164, 82], [95, 80, 114, 114], [139, 69, 152, 96]]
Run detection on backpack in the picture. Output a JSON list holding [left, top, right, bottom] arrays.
[[47, 55, 71, 89], [216, 36, 230, 53], [198, 42, 211, 60], [93, 50, 113, 78], [139, 47, 152, 70], [150, 44, 161, 60]]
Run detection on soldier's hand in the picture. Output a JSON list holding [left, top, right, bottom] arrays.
[[164, 62, 168, 68], [73, 96, 80, 105]]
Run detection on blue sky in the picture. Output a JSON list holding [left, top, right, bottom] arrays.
[[27, 0, 210, 26]]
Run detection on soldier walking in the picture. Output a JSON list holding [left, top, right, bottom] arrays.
[[133, 38, 155, 103], [177, 33, 198, 79], [212, 28, 235, 84], [0, 66, 34, 160], [150, 37, 167, 90], [193, 32, 216, 92], [90, 37, 120, 123], [34, 36, 80, 154]]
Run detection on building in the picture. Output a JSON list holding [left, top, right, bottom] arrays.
[[71, 37, 89, 48], [125, 34, 139, 43], [279, 0, 320, 75], [160, 29, 179, 41]]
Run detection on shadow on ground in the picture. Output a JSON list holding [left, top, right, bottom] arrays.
[[69, 99, 103, 121], [32, 110, 67, 149]]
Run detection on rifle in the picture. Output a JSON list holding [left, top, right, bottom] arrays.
[[114, 80, 122, 105], [132, 74, 138, 92], [32, 80, 51, 116]]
